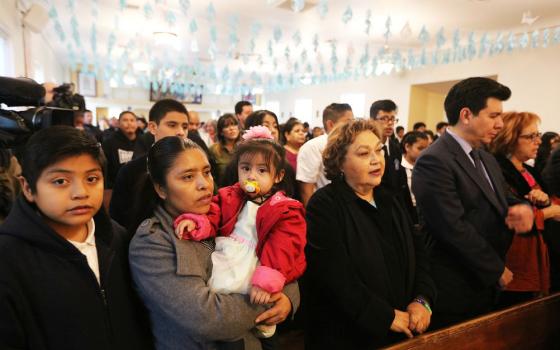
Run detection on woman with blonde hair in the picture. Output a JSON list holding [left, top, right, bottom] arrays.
[[490, 111, 560, 306]]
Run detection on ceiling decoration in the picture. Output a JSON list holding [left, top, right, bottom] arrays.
[[41, 0, 560, 96]]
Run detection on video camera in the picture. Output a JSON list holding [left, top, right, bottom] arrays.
[[0, 76, 84, 148]]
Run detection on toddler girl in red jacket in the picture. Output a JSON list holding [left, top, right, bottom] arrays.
[[174, 126, 306, 338]]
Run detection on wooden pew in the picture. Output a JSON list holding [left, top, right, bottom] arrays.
[[384, 292, 560, 350]]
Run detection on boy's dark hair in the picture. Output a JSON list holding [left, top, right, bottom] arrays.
[[444, 77, 511, 125], [131, 136, 205, 233], [396, 126, 404, 133], [21, 126, 106, 193], [436, 121, 449, 130], [281, 117, 303, 145], [235, 101, 252, 115], [413, 122, 426, 130], [322, 103, 352, 129], [303, 122, 310, 128], [228, 139, 294, 197], [216, 113, 241, 145], [401, 131, 429, 153], [149, 99, 189, 124], [369, 99, 397, 119], [245, 110, 279, 130]]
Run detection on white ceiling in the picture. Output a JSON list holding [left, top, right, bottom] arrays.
[[39, 0, 560, 90]]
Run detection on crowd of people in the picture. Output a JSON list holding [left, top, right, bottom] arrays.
[[0, 76, 559, 350]]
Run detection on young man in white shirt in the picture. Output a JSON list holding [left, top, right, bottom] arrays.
[[297, 103, 354, 206]]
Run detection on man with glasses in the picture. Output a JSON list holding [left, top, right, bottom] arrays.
[[369, 100, 414, 220]]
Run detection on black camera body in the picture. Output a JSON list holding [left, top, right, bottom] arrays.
[[0, 77, 81, 148]]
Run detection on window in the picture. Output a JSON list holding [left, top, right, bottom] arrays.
[[294, 98, 312, 124], [340, 93, 366, 119], [0, 28, 13, 76]]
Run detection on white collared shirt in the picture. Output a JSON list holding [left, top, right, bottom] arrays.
[[68, 219, 100, 285], [401, 156, 416, 206], [296, 134, 330, 189], [446, 128, 495, 191]]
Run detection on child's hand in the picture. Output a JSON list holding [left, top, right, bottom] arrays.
[[174, 219, 196, 239], [250, 286, 271, 304]]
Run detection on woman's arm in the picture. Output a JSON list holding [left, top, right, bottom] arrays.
[[129, 224, 263, 342], [305, 192, 395, 339]]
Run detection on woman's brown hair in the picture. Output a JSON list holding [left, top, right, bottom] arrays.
[[489, 112, 541, 156], [323, 119, 381, 181]]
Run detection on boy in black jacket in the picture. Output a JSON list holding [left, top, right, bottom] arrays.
[[0, 126, 153, 350]]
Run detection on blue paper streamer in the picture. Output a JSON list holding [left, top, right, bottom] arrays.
[[365, 9, 372, 35], [342, 6, 352, 24]]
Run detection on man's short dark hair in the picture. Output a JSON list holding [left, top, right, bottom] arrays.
[[369, 99, 398, 119], [401, 131, 429, 152], [118, 111, 136, 120], [444, 77, 511, 125], [84, 109, 92, 113], [413, 122, 426, 130], [235, 101, 252, 115], [322, 103, 352, 129], [21, 126, 106, 193], [396, 126, 404, 133], [149, 99, 189, 124], [436, 121, 449, 130]]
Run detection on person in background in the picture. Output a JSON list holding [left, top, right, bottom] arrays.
[[110, 99, 190, 234], [396, 126, 405, 143], [245, 110, 281, 142], [206, 120, 218, 145], [535, 132, 560, 175], [370, 99, 413, 219], [0, 149, 21, 223], [413, 122, 427, 132], [0, 126, 153, 350], [542, 146, 560, 291], [73, 110, 85, 130], [490, 112, 560, 307], [424, 130, 435, 145], [98, 117, 110, 131], [102, 111, 138, 192], [401, 131, 430, 224], [136, 116, 148, 133], [101, 116, 120, 141], [188, 110, 202, 131], [209, 113, 241, 188], [311, 126, 324, 139], [297, 103, 354, 207], [83, 109, 103, 142], [281, 118, 306, 171], [412, 77, 534, 329], [304, 119, 436, 349], [235, 101, 254, 130], [303, 122, 312, 141], [434, 121, 449, 141]]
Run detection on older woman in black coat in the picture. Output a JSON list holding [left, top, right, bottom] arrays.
[[304, 119, 436, 349]]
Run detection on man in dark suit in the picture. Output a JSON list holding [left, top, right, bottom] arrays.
[[370, 100, 415, 222], [412, 77, 534, 329]]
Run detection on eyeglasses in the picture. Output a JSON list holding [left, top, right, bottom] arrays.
[[519, 132, 542, 142], [376, 117, 399, 123]]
